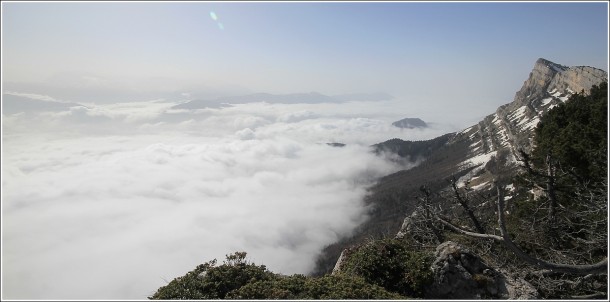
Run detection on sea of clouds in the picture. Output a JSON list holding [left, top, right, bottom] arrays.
[[2, 95, 459, 299]]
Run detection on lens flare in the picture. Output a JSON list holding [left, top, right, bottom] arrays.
[[209, 11, 218, 21], [218, 23, 224, 30]]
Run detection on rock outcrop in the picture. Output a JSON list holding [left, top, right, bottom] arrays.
[[426, 241, 539, 299], [331, 246, 357, 275], [395, 211, 416, 240], [331, 249, 348, 275]]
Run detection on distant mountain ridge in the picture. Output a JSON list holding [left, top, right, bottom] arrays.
[[373, 133, 452, 161], [2, 93, 86, 114], [313, 58, 608, 275], [173, 92, 393, 109]]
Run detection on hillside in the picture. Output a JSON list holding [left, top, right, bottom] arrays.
[[150, 58, 607, 299], [312, 58, 608, 275]]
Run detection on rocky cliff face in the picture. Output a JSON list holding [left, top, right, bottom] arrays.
[[549, 65, 609, 96], [314, 58, 607, 276], [449, 58, 607, 190]]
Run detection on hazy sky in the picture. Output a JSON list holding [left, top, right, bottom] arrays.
[[2, 2, 608, 107], [1, 1, 609, 300]]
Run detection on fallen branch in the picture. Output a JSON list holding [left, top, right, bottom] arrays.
[[571, 292, 607, 299]]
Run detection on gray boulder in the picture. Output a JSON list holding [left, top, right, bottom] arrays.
[[426, 241, 538, 299]]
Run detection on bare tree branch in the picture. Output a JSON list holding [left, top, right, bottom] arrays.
[[436, 215, 502, 241], [449, 177, 486, 233], [435, 184, 607, 275], [571, 292, 607, 299], [495, 185, 607, 275]]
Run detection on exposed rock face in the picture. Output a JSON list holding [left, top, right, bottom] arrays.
[[392, 117, 428, 129], [514, 58, 568, 102], [331, 249, 347, 275], [331, 247, 356, 275], [394, 211, 416, 239], [471, 58, 607, 153], [451, 58, 607, 190], [313, 58, 607, 277], [426, 241, 539, 299], [548, 65, 609, 95]]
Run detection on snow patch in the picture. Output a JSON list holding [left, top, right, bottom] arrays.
[[508, 106, 527, 121], [471, 181, 490, 191], [541, 97, 553, 106], [456, 151, 497, 188], [460, 126, 474, 135], [469, 141, 481, 150], [462, 151, 497, 167], [520, 116, 540, 130]]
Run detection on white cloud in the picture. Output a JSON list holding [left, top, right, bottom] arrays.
[[2, 98, 455, 299], [2, 129, 399, 299], [4, 91, 61, 102]]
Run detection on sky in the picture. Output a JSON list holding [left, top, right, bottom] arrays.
[[2, 1, 608, 113], [1, 1, 609, 300]]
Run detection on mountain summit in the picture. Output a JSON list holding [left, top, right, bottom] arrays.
[[313, 58, 608, 275], [466, 58, 607, 156]]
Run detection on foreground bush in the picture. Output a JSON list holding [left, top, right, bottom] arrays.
[[149, 251, 406, 299], [227, 274, 406, 299], [339, 238, 434, 298], [149, 252, 274, 299]]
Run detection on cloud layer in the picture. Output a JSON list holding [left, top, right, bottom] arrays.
[[2, 96, 453, 299]]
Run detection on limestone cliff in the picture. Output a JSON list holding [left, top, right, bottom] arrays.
[[451, 58, 607, 190], [315, 58, 607, 276]]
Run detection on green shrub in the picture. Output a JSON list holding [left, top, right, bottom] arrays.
[[340, 238, 434, 297], [149, 252, 274, 299], [150, 251, 407, 300], [227, 274, 406, 299], [303, 274, 407, 299], [226, 275, 307, 299]]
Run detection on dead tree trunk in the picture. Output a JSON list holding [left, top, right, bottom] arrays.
[[546, 153, 558, 222], [437, 185, 607, 275], [450, 177, 486, 234], [518, 150, 559, 222], [419, 185, 444, 243]]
